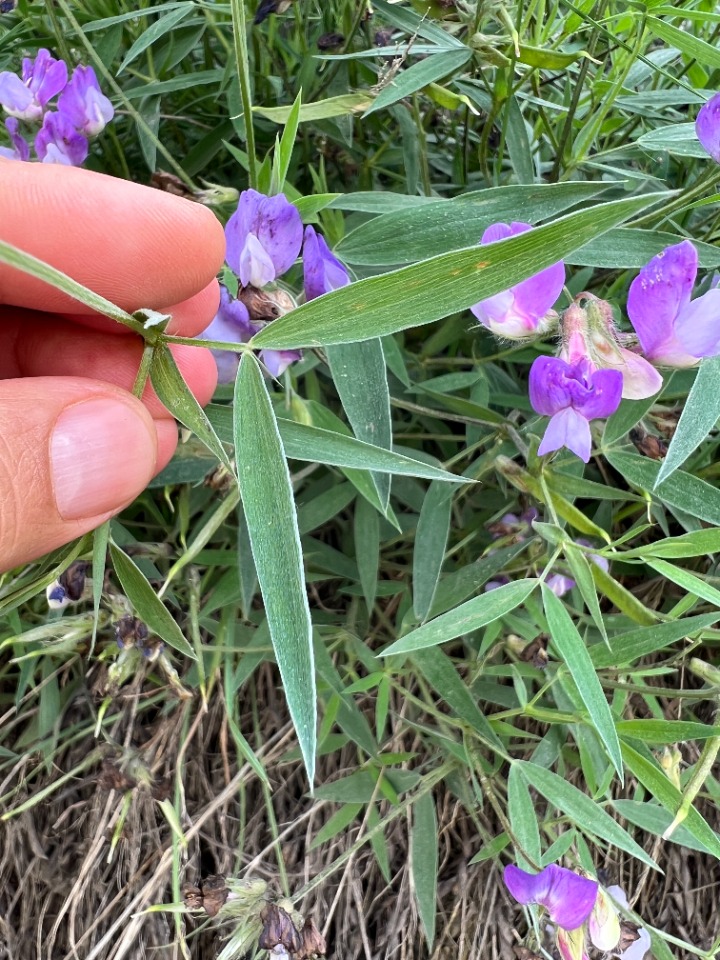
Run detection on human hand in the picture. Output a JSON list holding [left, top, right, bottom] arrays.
[[0, 160, 225, 572]]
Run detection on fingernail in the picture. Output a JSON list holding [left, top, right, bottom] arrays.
[[51, 397, 156, 520]]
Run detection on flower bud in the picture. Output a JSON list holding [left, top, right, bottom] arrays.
[[588, 886, 621, 951]]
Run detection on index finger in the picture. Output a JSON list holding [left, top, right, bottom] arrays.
[[0, 160, 226, 326]]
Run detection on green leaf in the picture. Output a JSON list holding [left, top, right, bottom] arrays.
[[606, 451, 720, 527], [411, 791, 438, 948], [589, 613, 720, 669], [151, 348, 233, 471], [355, 497, 380, 614], [508, 763, 541, 869], [517, 761, 657, 868], [635, 121, 708, 158], [233, 354, 316, 782], [656, 355, 720, 484], [612, 799, 720, 856], [564, 543, 608, 643], [542, 586, 623, 779], [590, 562, 658, 625], [117, 5, 193, 73], [621, 742, 720, 859], [109, 544, 196, 659], [365, 49, 471, 116], [569, 228, 720, 269], [252, 193, 671, 350], [382, 579, 537, 656], [0, 239, 136, 328], [648, 16, 720, 69], [617, 719, 720, 744], [337, 182, 615, 266], [647, 558, 720, 608], [254, 93, 373, 123], [412, 647, 503, 749], [327, 340, 393, 508], [271, 91, 302, 194], [207, 404, 465, 482], [620, 528, 720, 559], [413, 482, 454, 621]]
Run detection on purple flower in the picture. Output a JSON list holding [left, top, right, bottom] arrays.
[[504, 864, 598, 931], [471, 222, 565, 339], [696, 92, 720, 163], [303, 225, 350, 300], [35, 110, 88, 165], [587, 887, 621, 951], [0, 117, 30, 160], [199, 285, 301, 382], [57, 65, 113, 137], [627, 240, 720, 366], [0, 48, 68, 121], [225, 189, 303, 288], [547, 573, 576, 597], [529, 356, 622, 462]]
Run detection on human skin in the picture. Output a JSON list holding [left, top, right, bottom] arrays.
[[0, 159, 225, 571]]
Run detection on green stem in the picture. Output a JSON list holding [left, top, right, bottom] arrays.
[[663, 698, 720, 840], [133, 343, 156, 400], [231, 0, 258, 189]]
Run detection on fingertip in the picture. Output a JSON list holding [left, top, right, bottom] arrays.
[[166, 279, 221, 337]]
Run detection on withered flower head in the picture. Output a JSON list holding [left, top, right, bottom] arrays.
[[97, 760, 137, 793], [259, 903, 303, 954], [201, 875, 230, 917], [294, 917, 327, 960], [114, 615, 149, 650]]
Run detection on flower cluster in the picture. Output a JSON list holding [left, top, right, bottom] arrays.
[[473, 220, 720, 462], [200, 188, 350, 380], [504, 864, 624, 960], [0, 49, 113, 165]]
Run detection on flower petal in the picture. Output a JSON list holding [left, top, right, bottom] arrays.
[[503, 864, 553, 906], [542, 866, 598, 929], [547, 574, 576, 597], [588, 888, 621, 951], [225, 189, 264, 274], [529, 356, 573, 416], [592, 343, 663, 400], [303, 225, 350, 301], [240, 233, 277, 288], [574, 367, 622, 419], [674, 287, 720, 358], [256, 193, 303, 277], [512, 258, 565, 323], [0, 71, 37, 119], [696, 92, 720, 163], [627, 241, 697, 360], [260, 348, 302, 377], [538, 407, 592, 461]]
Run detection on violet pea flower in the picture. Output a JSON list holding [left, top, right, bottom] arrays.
[[35, 110, 88, 166], [303, 225, 350, 300], [471, 222, 565, 339], [627, 240, 720, 366], [199, 285, 301, 382], [0, 117, 30, 161], [0, 48, 67, 121], [225, 189, 303, 289], [504, 864, 598, 931], [696, 92, 720, 164], [529, 356, 622, 462], [58, 65, 113, 137]]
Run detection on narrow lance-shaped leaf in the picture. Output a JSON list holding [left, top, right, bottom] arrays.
[[410, 791, 438, 949], [542, 586, 623, 780], [327, 340, 393, 509], [151, 346, 234, 472], [233, 354, 316, 782], [109, 543, 196, 659], [656, 356, 720, 485], [252, 192, 672, 349], [382, 579, 537, 656]]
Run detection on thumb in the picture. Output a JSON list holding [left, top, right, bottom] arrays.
[[0, 377, 165, 572]]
